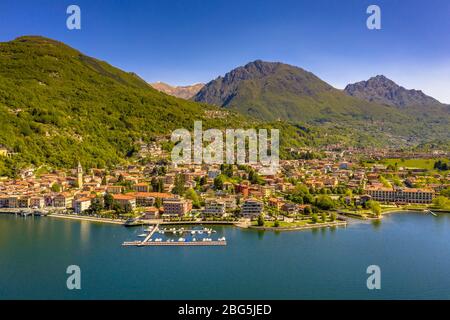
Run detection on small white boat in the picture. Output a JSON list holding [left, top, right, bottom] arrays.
[[218, 237, 226, 242], [138, 233, 147, 237], [191, 231, 196, 235], [155, 238, 162, 242], [192, 238, 197, 242], [178, 238, 185, 242]]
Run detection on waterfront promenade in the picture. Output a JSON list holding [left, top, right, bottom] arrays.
[[48, 213, 125, 225]]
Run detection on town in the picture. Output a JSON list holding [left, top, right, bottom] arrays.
[[0, 144, 449, 230]]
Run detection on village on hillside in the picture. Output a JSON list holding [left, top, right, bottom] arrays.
[[1, 144, 449, 230]]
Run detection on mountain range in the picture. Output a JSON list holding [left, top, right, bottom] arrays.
[[150, 82, 204, 99], [0, 37, 312, 176], [0, 36, 448, 175], [192, 60, 449, 146], [344, 75, 443, 108]]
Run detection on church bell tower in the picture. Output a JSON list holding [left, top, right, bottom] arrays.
[[77, 161, 83, 189]]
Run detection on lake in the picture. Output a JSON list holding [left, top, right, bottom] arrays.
[[1, 212, 450, 299]]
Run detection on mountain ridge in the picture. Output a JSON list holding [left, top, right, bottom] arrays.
[[0, 36, 318, 176], [193, 60, 449, 146], [344, 75, 443, 108], [150, 82, 204, 99]]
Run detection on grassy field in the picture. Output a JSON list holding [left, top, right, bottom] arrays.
[[376, 158, 444, 170]]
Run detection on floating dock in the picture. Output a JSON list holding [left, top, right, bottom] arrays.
[[122, 240, 227, 247]]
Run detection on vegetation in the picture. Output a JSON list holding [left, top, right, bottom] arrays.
[[432, 196, 450, 210], [0, 36, 313, 176], [366, 200, 382, 217]]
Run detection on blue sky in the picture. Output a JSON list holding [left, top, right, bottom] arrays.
[[1, 0, 449, 102]]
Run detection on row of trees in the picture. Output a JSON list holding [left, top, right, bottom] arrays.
[[85, 193, 133, 216]]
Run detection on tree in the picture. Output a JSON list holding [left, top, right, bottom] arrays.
[[214, 175, 225, 190], [154, 198, 162, 208], [172, 174, 186, 195], [321, 212, 327, 223], [330, 212, 337, 222], [257, 214, 265, 226], [311, 213, 318, 223], [51, 183, 61, 192], [367, 200, 382, 217], [185, 188, 200, 208], [88, 197, 103, 215], [274, 220, 280, 228], [315, 195, 335, 210], [379, 176, 392, 188], [433, 196, 450, 209], [441, 187, 450, 198], [104, 193, 114, 210]]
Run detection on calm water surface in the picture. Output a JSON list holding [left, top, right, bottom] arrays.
[[1, 212, 450, 299]]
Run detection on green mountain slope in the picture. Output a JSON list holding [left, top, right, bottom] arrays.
[[0, 36, 250, 173], [0, 37, 318, 176], [194, 60, 450, 146]]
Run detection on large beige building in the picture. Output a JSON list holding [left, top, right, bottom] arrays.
[[162, 198, 192, 217], [365, 187, 434, 204]]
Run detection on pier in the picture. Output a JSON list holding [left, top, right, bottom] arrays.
[[425, 209, 438, 217], [142, 224, 159, 242], [122, 240, 227, 247], [122, 224, 227, 247]]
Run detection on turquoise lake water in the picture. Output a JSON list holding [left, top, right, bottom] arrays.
[[1, 212, 450, 299]]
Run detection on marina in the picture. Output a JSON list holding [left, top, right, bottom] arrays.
[[122, 240, 227, 246], [122, 225, 227, 247]]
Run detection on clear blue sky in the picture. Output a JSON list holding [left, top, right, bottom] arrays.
[[1, 0, 449, 102]]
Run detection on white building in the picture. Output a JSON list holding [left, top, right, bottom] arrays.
[[204, 199, 226, 216], [73, 197, 91, 214]]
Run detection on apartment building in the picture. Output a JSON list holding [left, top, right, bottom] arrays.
[[132, 183, 150, 193], [53, 193, 74, 208], [112, 194, 136, 210], [162, 198, 192, 216], [365, 187, 434, 204], [203, 199, 226, 216], [73, 197, 92, 214], [241, 198, 263, 218]]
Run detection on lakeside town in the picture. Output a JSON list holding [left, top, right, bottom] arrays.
[[1, 143, 449, 231]]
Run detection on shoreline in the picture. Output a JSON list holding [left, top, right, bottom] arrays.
[[4, 208, 447, 231], [47, 213, 125, 225], [248, 220, 347, 231]]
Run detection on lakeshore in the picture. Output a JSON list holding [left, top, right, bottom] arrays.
[[4, 207, 447, 233], [47, 213, 125, 225]]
